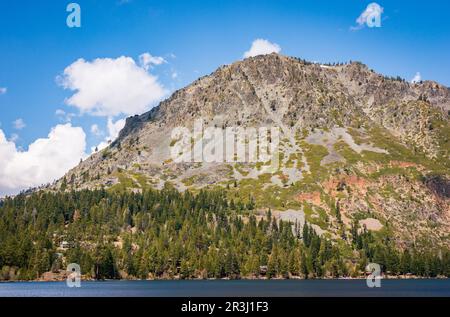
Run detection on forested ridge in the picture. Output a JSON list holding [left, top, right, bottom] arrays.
[[0, 187, 449, 281]]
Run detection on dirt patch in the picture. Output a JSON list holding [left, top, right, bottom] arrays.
[[323, 175, 369, 196], [296, 192, 322, 206], [390, 161, 419, 169]]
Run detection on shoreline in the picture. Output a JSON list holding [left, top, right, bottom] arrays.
[[1, 276, 448, 283]]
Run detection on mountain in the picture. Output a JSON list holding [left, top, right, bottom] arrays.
[[55, 53, 450, 249]]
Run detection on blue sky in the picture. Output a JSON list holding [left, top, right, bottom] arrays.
[[0, 0, 449, 195]]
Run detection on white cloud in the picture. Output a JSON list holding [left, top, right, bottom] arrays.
[[55, 109, 65, 116], [107, 118, 125, 141], [243, 39, 281, 58], [352, 2, 384, 30], [91, 117, 126, 153], [0, 87, 7, 95], [59, 55, 167, 117], [13, 118, 26, 130], [139, 52, 167, 71], [0, 124, 87, 196], [411, 72, 422, 83], [9, 133, 19, 143], [90, 124, 102, 136], [55, 109, 76, 122]]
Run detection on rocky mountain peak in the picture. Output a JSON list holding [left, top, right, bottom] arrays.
[[48, 54, 449, 248]]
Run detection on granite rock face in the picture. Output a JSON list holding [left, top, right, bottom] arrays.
[[52, 53, 449, 248]]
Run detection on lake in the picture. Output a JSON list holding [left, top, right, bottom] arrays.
[[0, 279, 449, 297]]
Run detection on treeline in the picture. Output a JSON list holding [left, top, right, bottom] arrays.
[[0, 188, 449, 280]]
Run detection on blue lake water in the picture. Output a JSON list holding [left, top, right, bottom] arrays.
[[0, 279, 449, 297]]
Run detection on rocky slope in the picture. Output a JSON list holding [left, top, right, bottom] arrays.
[[53, 53, 449, 249]]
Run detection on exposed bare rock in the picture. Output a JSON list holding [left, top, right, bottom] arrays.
[[49, 53, 449, 248]]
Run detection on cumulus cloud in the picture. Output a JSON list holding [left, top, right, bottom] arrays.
[[411, 72, 422, 83], [0, 124, 87, 196], [0, 87, 7, 95], [106, 118, 125, 141], [55, 109, 76, 123], [59, 55, 167, 117], [13, 118, 26, 130], [91, 117, 126, 153], [90, 124, 102, 136], [243, 39, 281, 58], [351, 2, 384, 30], [139, 52, 166, 71], [9, 133, 19, 143], [55, 109, 65, 116]]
